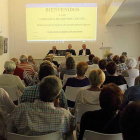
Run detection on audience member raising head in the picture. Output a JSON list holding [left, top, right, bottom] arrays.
[[104, 61, 127, 86], [21, 61, 68, 109], [79, 83, 123, 140], [99, 59, 109, 77], [120, 102, 140, 140], [75, 69, 105, 107], [0, 61, 25, 92], [122, 57, 139, 78], [7, 76, 73, 136], [87, 54, 95, 65], [18, 54, 35, 78], [113, 55, 120, 65], [117, 55, 127, 74]]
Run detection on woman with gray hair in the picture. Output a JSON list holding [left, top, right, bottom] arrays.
[[0, 61, 25, 92], [122, 57, 139, 78]]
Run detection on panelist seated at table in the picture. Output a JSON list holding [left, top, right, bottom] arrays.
[[66, 44, 76, 55], [79, 44, 91, 56], [47, 46, 58, 56]]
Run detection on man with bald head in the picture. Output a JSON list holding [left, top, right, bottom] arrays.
[[79, 44, 91, 55], [66, 44, 76, 55], [47, 46, 58, 56]]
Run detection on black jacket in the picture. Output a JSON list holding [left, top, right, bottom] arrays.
[[66, 49, 76, 55], [47, 50, 58, 55], [79, 49, 91, 55]]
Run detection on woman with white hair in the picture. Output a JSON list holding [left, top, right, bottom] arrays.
[[122, 57, 139, 78], [0, 61, 25, 92]]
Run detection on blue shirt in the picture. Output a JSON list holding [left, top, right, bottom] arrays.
[[63, 77, 90, 91]]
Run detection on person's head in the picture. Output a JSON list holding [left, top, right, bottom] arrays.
[[66, 57, 75, 69], [113, 55, 120, 65], [43, 56, 52, 62], [120, 55, 126, 63], [28, 55, 34, 62], [76, 62, 88, 77], [11, 58, 19, 66], [82, 44, 86, 50], [4, 60, 16, 74], [52, 46, 56, 51], [39, 76, 62, 102], [122, 52, 127, 57], [106, 61, 117, 75], [19, 54, 28, 63], [39, 63, 54, 81], [99, 83, 123, 112], [48, 54, 54, 61], [99, 59, 107, 70], [126, 57, 137, 69], [138, 56, 140, 61], [89, 69, 105, 88], [88, 54, 95, 61], [107, 53, 113, 58], [40, 60, 52, 68], [68, 44, 72, 50], [93, 57, 100, 64], [120, 102, 140, 140], [0, 109, 6, 140]]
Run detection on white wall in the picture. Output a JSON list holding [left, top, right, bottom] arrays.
[[9, 0, 140, 60], [0, 0, 10, 73]]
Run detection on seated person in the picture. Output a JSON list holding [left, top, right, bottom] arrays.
[[0, 109, 7, 140], [86, 54, 95, 65], [135, 75, 140, 85], [47, 46, 58, 55], [7, 76, 74, 136], [99, 59, 109, 77], [113, 55, 120, 65], [117, 55, 127, 74], [79, 44, 91, 55], [75, 69, 105, 107], [0, 88, 15, 114], [0, 61, 25, 92], [48, 54, 59, 68], [120, 102, 140, 140], [136, 56, 140, 70], [106, 53, 113, 62], [92, 57, 100, 69], [121, 83, 140, 110], [28, 55, 38, 72], [66, 44, 76, 55], [79, 83, 123, 140], [21, 61, 68, 109], [60, 57, 76, 80], [122, 52, 127, 57], [103, 61, 127, 86], [18, 54, 35, 78], [122, 57, 139, 78]]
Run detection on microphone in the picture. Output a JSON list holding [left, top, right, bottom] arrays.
[[102, 42, 103, 48]]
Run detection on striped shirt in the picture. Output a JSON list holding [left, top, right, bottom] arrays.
[[18, 63, 35, 78], [7, 100, 74, 136]]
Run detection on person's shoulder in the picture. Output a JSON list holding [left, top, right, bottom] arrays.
[[55, 107, 73, 117], [16, 67, 24, 72], [24, 85, 38, 92]]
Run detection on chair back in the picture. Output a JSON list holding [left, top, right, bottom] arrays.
[[118, 84, 127, 93], [86, 65, 99, 77], [7, 132, 62, 140], [65, 86, 89, 102], [0, 86, 20, 104], [63, 74, 77, 86], [76, 103, 100, 123], [83, 130, 123, 140], [124, 77, 135, 87]]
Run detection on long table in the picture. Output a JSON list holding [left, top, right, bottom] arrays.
[[35, 56, 89, 66]]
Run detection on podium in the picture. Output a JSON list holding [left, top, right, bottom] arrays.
[[100, 46, 112, 59]]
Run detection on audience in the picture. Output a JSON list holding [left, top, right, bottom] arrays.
[[18, 54, 35, 78], [79, 83, 123, 140], [113, 55, 120, 65], [99, 59, 109, 77], [0, 109, 7, 140], [135, 75, 140, 85], [48, 54, 59, 68], [60, 57, 76, 79], [120, 102, 140, 140], [104, 61, 127, 86], [7, 76, 74, 136], [28, 55, 38, 72], [75, 69, 105, 107], [122, 57, 139, 78], [86, 54, 95, 65], [136, 56, 140, 70], [106, 53, 113, 62], [122, 52, 127, 57], [21, 61, 68, 109], [0, 61, 25, 92], [117, 55, 127, 74], [0, 88, 15, 114], [92, 57, 100, 69]]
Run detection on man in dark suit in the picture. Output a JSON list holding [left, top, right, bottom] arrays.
[[79, 44, 91, 55], [47, 46, 58, 55], [66, 44, 76, 55]]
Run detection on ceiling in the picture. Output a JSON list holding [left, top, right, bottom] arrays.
[[107, 0, 140, 25]]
